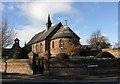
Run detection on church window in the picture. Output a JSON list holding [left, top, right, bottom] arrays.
[[60, 39, 63, 48], [40, 43, 42, 52], [33, 45, 34, 51], [36, 44, 38, 52], [52, 41, 54, 49]]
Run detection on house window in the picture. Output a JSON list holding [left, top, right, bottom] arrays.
[[60, 39, 63, 48], [40, 43, 42, 52], [33, 45, 34, 51], [52, 41, 54, 49], [36, 44, 38, 52], [74, 40, 77, 46]]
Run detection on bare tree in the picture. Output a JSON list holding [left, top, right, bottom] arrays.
[[65, 37, 82, 56], [0, 18, 16, 48], [87, 29, 109, 49]]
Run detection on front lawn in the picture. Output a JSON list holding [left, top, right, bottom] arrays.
[[69, 56, 95, 59], [1, 58, 29, 62]]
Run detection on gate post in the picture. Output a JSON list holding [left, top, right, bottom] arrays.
[[28, 52, 36, 74], [43, 56, 50, 75], [43, 51, 51, 76]]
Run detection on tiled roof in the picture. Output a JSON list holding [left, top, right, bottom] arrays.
[[27, 22, 62, 45], [27, 30, 45, 45], [51, 25, 80, 40]]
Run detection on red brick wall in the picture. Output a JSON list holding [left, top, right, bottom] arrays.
[[0, 60, 33, 75], [31, 38, 80, 57], [32, 41, 46, 57], [50, 38, 79, 56], [102, 49, 120, 58]]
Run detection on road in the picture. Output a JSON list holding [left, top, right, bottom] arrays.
[[1, 77, 120, 84]]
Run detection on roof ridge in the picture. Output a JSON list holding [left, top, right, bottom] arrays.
[[28, 22, 62, 44]]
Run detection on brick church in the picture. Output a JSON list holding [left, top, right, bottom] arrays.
[[27, 14, 80, 57]]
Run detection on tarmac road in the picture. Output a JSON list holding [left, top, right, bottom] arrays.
[[1, 77, 120, 84]]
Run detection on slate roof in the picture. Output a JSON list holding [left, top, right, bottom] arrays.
[[27, 30, 45, 45], [51, 25, 80, 40], [27, 22, 62, 45]]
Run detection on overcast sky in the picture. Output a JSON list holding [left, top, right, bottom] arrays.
[[1, 1, 118, 48]]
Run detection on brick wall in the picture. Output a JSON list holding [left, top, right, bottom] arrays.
[[50, 38, 79, 56], [102, 49, 120, 58], [49, 58, 120, 76], [31, 37, 80, 57], [50, 38, 68, 56], [32, 41, 46, 57], [0, 60, 33, 75]]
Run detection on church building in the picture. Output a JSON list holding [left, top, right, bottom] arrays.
[[27, 14, 80, 57]]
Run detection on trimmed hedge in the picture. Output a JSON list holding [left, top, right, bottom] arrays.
[[13, 48, 22, 59], [56, 53, 69, 59], [96, 52, 115, 58], [43, 51, 51, 57]]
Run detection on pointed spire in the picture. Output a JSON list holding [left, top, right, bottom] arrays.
[[24, 42, 27, 47], [65, 20, 67, 26], [46, 14, 52, 30]]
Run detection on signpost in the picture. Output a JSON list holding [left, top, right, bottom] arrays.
[[88, 65, 98, 75]]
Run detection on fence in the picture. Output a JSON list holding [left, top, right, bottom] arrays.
[[0, 59, 33, 74], [49, 58, 120, 76]]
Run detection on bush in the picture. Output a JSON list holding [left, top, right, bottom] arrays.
[[56, 53, 69, 59], [13, 49, 22, 59], [21, 48, 29, 59], [96, 52, 115, 58], [28, 51, 34, 56], [43, 51, 51, 57], [28, 51, 38, 57]]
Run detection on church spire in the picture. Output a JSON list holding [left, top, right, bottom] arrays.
[[46, 14, 52, 30]]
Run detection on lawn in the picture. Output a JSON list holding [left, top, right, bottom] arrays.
[[1, 58, 29, 62], [69, 56, 95, 59]]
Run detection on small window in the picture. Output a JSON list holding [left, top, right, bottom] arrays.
[[52, 41, 54, 49], [60, 39, 63, 48], [40, 43, 42, 52], [16, 40, 18, 43], [33, 45, 34, 51], [36, 44, 38, 52]]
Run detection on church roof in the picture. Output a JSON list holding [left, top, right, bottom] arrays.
[[27, 30, 45, 45], [27, 22, 62, 45], [51, 25, 80, 40]]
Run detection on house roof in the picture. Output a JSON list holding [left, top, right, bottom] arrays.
[[27, 30, 46, 45], [27, 23, 80, 45], [51, 25, 80, 40], [27, 22, 62, 45]]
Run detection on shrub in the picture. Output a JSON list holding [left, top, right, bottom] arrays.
[[21, 48, 29, 59], [28, 51, 34, 56], [28, 51, 38, 57], [13, 49, 22, 59], [56, 53, 69, 59], [43, 51, 51, 57], [96, 52, 115, 58]]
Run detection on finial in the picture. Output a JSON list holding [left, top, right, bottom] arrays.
[[25, 42, 27, 46], [65, 20, 67, 26], [46, 14, 52, 30]]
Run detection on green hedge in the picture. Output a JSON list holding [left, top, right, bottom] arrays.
[[43, 51, 51, 57], [56, 53, 69, 59], [96, 52, 115, 58], [13, 48, 22, 59]]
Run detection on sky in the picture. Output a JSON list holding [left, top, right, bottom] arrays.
[[1, 1, 118, 48]]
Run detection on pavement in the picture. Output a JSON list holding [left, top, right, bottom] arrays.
[[1, 73, 120, 84], [1, 78, 120, 84]]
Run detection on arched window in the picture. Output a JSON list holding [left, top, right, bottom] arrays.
[[52, 41, 54, 49], [60, 39, 63, 48], [33, 45, 34, 51], [36, 44, 38, 52], [40, 43, 42, 52]]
